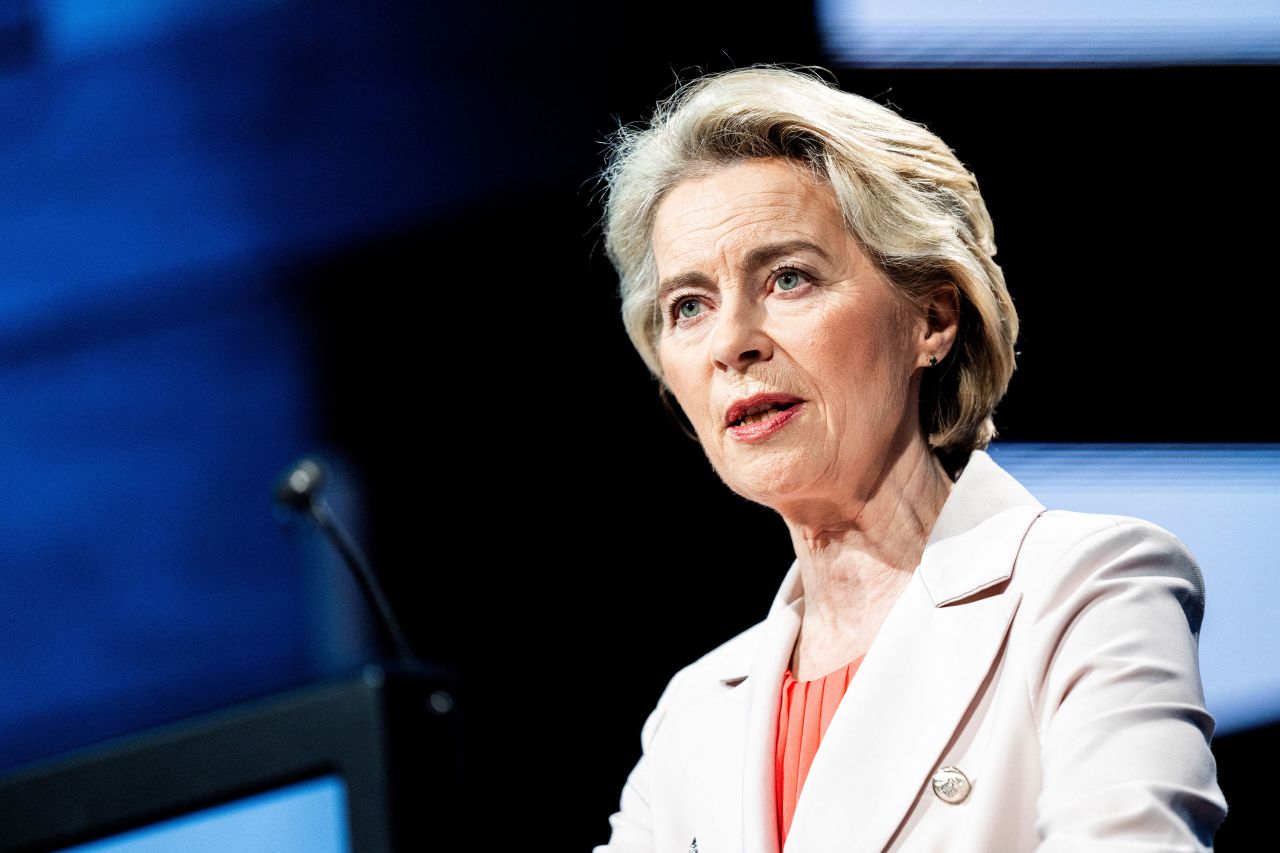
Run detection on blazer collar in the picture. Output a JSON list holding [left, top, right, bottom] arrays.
[[765, 448, 1044, 615], [915, 448, 1045, 605], [726, 449, 1046, 851], [711, 449, 1042, 687]]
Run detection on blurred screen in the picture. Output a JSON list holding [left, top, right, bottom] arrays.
[[988, 443, 1280, 733], [817, 0, 1280, 66], [58, 774, 350, 853]]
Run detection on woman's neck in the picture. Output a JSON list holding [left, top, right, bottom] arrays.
[[779, 439, 955, 680]]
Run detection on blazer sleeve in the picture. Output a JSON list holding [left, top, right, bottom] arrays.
[[593, 664, 688, 853], [1024, 516, 1228, 851]]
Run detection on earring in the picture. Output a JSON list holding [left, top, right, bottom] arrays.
[[927, 355, 938, 367]]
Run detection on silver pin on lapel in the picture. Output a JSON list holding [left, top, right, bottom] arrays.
[[931, 765, 972, 803]]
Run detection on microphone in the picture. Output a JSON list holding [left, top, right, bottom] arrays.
[[275, 458, 419, 668], [275, 458, 325, 510]]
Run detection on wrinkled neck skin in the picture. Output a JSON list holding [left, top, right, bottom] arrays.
[[778, 425, 955, 681]]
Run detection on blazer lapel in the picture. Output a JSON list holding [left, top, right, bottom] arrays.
[[778, 451, 1045, 852], [668, 559, 802, 853], [738, 593, 803, 853]]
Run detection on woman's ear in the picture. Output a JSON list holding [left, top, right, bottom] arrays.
[[919, 283, 960, 366]]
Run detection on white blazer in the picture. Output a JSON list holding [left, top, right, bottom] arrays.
[[596, 450, 1227, 852]]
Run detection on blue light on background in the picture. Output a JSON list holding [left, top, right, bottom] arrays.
[[817, 0, 1280, 66], [37, 0, 291, 61], [0, 288, 324, 767], [60, 774, 350, 853], [0, 0, 453, 773], [0, 0, 585, 775], [989, 443, 1280, 733]]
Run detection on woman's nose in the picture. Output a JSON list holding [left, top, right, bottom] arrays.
[[709, 295, 773, 372]]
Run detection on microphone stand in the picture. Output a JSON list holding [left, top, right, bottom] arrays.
[[276, 459, 421, 670]]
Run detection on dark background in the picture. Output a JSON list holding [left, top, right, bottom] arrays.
[[0, 0, 1272, 849]]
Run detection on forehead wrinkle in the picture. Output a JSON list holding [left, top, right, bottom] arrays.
[[652, 164, 848, 295], [663, 201, 789, 251], [665, 184, 818, 232], [658, 202, 818, 272]]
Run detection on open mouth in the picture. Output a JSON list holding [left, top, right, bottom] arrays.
[[731, 401, 798, 427], [724, 393, 806, 431]]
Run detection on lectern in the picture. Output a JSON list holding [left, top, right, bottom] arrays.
[[0, 664, 461, 852]]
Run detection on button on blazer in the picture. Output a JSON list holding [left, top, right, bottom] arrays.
[[596, 450, 1227, 852]]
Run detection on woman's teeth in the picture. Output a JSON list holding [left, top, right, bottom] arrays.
[[739, 407, 781, 426]]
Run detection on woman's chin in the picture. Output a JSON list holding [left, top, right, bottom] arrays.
[[718, 462, 816, 508]]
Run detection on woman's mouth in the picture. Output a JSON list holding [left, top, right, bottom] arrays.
[[732, 402, 796, 427], [723, 392, 807, 443]]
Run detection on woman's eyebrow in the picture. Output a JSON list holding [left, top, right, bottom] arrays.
[[743, 239, 830, 272], [657, 239, 831, 304], [657, 270, 711, 306]]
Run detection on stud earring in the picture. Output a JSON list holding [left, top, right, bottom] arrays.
[[927, 355, 938, 367]]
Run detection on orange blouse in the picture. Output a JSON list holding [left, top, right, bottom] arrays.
[[775, 653, 867, 846]]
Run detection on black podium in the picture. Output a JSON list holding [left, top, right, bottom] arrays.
[[0, 665, 461, 852]]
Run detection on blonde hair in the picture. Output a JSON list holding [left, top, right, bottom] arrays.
[[597, 65, 1019, 467]]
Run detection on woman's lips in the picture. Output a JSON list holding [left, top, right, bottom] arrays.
[[727, 402, 805, 442], [724, 393, 806, 427]]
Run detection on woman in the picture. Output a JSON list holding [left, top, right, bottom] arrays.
[[593, 66, 1227, 852]]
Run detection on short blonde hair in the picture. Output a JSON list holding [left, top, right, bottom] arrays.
[[597, 65, 1018, 467]]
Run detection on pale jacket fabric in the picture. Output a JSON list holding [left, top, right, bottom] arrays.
[[596, 450, 1227, 852]]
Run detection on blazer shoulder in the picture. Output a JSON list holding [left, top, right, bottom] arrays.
[[655, 616, 768, 709], [636, 618, 769, 753], [1023, 509, 1190, 549], [1021, 510, 1200, 574], [1014, 510, 1206, 627], [671, 618, 769, 693]]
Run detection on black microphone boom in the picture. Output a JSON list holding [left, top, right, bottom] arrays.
[[275, 458, 419, 667]]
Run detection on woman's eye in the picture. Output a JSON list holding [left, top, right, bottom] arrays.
[[776, 271, 804, 291], [677, 298, 702, 319]]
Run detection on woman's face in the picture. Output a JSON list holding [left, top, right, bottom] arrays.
[[652, 157, 938, 508]]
